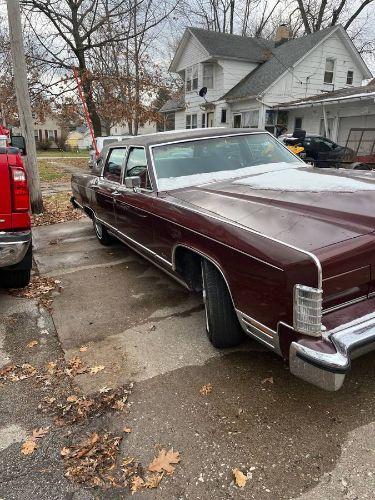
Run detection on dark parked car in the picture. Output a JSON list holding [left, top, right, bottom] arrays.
[[283, 133, 357, 168], [71, 128, 375, 391]]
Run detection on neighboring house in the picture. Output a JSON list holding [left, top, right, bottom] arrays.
[[13, 114, 62, 149], [110, 121, 157, 136], [66, 129, 84, 150], [77, 127, 92, 150], [160, 25, 372, 145]]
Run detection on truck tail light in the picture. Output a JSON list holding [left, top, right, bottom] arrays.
[[293, 284, 322, 337], [10, 166, 29, 212]]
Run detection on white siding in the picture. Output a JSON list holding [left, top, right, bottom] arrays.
[[175, 35, 208, 71], [264, 31, 367, 106], [219, 59, 258, 94], [174, 111, 187, 130]]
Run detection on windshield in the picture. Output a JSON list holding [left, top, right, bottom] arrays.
[[152, 133, 300, 190]]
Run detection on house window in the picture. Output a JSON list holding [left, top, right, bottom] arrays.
[[203, 64, 213, 88], [294, 117, 303, 129], [192, 66, 198, 90], [48, 130, 54, 140], [186, 68, 192, 92], [221, 109, 227, 123], [233, 114, 242, 128], [186, 65, 198, 92], [201, 113, 206, 128], [186, 114, 197, 129], [324, 58, 335, 84], [242, 110, 259, 128], [346, 70, 354, 85]]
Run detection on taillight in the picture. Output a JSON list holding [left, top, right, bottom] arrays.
[[10, 166, 29, 211]]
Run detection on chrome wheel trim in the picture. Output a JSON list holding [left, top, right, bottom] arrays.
[[94, 220, 103, 239], [201, 264, 210, 333]]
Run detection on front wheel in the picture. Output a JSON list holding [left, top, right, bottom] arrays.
[[201, 259, 245, 348], [93, 219, 114, 246]]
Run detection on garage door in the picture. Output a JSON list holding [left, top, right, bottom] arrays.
[[338, 115, 375, 154]]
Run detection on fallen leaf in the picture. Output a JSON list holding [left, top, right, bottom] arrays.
[[131, 475, 144, 494], [123, 427, 132, 434], [89, 365, 105, 374], [199, 383, 213, 395], [67, 395, 79, 403], [233, 468, 247, 488], [112, 399, 125, 411], [31, 427, 50, 440], [21, 440, 37, 455], [27, 340, 38, 348], [144, 473, 163, 489], [61, 447, 70, 456], [148, 449, 180, 475], [79, 345, 88, 352], [261, 377, 274, 385]]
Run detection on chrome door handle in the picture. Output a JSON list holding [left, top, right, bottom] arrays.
[[112, 190, 123, 197]]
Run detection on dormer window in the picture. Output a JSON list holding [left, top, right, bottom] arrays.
[[346, 70, 354, 85], [324, 58, 335, 84], [186, 65, 198, 92], [203, 64, 214, 89]]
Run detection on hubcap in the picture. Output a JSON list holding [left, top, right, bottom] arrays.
[[94, 221, 103, 239]]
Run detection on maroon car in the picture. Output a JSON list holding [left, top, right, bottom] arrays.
[[71, 128, 375, 391]]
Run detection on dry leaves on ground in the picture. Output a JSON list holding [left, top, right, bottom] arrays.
[[27, 340, 38, 348], [89, 365, 105, 374], [148, 449, 180, 475], [62, 432, 123, 488], [233, 468, 247, 488], [65, 356, 88, 377], [9, 275, 62, 310], [199, 383, 213, 395], [32, 192, 83, 226], [21, 427, 50, 456], [261, 377, 274, 385], [40, 386, 131, 426], [0, 363, 37, 383]]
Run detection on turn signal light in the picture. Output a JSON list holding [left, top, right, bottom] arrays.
[[293, 284, 322, 336]]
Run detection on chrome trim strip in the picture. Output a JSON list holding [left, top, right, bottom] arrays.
[[369, 291, 375, 299], [236, 309, 279, 351], [95, 218, 189, 290], [323, 295, 368, 315], [238, 310, 277, 337]]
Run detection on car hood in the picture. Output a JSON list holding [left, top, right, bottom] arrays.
[[167, 164, 375, 251]]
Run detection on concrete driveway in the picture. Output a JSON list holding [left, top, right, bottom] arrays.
[[1, 217, 375, 499]]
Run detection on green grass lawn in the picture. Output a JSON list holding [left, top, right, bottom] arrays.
[[38, 160, 71, 182], [37, 150, 89, 158]]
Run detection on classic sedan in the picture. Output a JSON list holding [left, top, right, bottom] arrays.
[[71, 128, 375, 391]]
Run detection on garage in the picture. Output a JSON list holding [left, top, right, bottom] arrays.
[[337, 114, 375, 148]]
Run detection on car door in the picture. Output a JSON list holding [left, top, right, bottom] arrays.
[[114, 146, 155, 250], [92, 147, 127, 226]]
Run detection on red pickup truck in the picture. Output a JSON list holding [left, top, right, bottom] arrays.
[[0, 144, 32, 288]]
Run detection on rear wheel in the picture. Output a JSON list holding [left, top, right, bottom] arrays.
[[93, 218, 114, 246], [201, 259, 245, 348], [0, 269, 31, 289]]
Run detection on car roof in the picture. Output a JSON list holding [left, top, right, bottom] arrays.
[[115, 128, 267, 148]]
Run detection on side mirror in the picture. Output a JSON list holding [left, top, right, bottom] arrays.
[[10, 135, 27, 156], [125, 176, 141, 190]]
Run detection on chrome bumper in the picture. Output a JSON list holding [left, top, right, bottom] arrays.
[[290, 312, 375, 391], [0, 230, 31, 267]]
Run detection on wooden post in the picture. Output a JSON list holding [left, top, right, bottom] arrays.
[[6, 0, 43, 213]]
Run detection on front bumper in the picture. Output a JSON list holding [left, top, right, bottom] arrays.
[[290, 312, 375, 391], [0, 230, 31, 267]]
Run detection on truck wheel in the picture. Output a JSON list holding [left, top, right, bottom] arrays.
[[201, 259, 245, 348], [0, 269, 31, 289], [93, 219, 114, 246]]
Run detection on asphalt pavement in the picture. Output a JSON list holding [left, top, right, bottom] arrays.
[[1, 217, 375, 499]]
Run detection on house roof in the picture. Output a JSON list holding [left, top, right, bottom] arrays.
[[187, 27, 274, 63], [159, 96, 185, 113], [274, 84, 375, 109], [222, 26, 340, 101]]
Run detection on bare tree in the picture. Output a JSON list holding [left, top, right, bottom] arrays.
[[21, 0, 179, 136]]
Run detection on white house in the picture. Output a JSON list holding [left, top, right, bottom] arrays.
[[160, 25, 373, 145]]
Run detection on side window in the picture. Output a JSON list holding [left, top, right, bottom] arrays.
[[103, 148, 127, 183], [125, 148, 151, 190]]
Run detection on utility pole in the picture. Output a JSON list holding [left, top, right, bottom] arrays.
[[6, 0, 43, 214]]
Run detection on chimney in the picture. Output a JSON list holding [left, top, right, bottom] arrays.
[[275, 24, 291, 45]]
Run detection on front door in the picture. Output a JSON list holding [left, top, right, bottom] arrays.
[[114, 147, 155, 251], [93, 147, 127, 225], [207, 112, 214, 127]]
